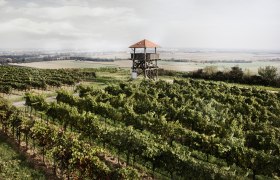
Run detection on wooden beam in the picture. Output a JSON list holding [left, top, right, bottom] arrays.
[[144, 47, 146, 78], [132, 48, 136, 72]]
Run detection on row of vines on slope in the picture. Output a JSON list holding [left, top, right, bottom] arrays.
[[0, 66, 96, 93], [24, 92, 248, 179], [25, 78, 280, 179], [0, 97, 142, 179]]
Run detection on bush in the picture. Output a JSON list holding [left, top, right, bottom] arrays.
[[113, 167, 141, 180], [203, 66, 218, 76]]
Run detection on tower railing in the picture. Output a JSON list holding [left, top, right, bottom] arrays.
[[131, 53, 159, 60]]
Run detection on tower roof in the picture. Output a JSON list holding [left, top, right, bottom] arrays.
[[129, 39, 160, 48]]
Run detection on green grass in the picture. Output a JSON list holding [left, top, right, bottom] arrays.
[[0, 134, 46, 180], [81, 69, 131, 88]]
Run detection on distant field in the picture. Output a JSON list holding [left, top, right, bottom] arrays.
[[53, 50, 280, 61], [10, 59, 280, 73], [10, 60, 119, 69], [160, 60, 280, 73]]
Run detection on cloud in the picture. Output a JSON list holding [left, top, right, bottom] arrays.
[[26, 2, 39, 8], [0, 0, 280, 50], [0, 18, 98, 39], [0, 1, 145, 50], [0, 0, 7, 7], [4, 6, 134, 20]]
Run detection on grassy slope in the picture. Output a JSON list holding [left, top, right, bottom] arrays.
[[0, 134, 45, 180]]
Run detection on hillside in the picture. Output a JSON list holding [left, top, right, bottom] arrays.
[[1, 73, 280, 179]]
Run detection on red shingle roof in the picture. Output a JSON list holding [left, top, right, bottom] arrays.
[[129, 39, 160, 48]]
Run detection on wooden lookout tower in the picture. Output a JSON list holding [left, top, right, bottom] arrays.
[[129, 39, 160, 80]]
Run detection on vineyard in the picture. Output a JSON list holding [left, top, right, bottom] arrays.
[[0, 132, 46, 179], [0, 66, 96, 93], [1, 76, 280, 179]]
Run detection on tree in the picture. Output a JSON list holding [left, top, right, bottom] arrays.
[[258, 66, 278, 81], [228, 66, 243, 82]]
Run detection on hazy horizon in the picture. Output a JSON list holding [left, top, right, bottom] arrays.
[[1, 47, 280, 54], [1, 0, 280, 51]]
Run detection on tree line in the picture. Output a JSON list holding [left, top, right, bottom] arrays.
[[183, 65, 280, 87]]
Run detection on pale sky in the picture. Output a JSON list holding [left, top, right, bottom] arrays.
[[0, 0, 280, 51]]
